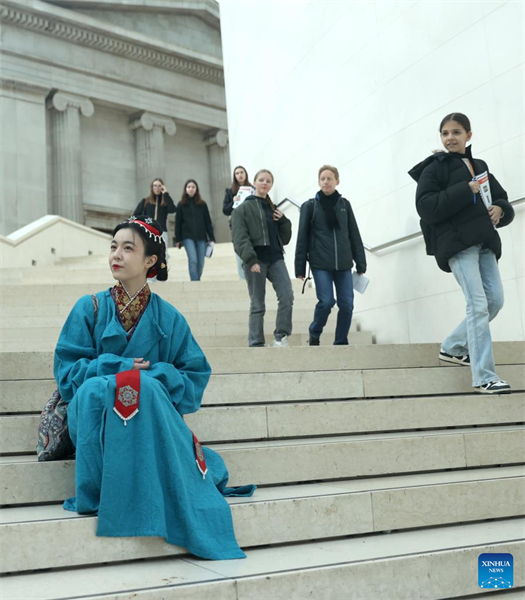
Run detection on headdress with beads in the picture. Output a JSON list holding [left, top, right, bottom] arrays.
[[126, 216, 165, 245]]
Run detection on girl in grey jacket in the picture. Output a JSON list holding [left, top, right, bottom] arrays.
[[231, 169, 294, 347]]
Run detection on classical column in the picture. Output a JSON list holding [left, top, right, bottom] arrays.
[[204, 129, 231, 243], [47, 91, 94, 223], [129, 112, 176, 197]]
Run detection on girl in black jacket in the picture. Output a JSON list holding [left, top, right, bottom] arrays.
[[134, 178, 176, 249], [175, 179, 215, 281], [223, 166, 252, 280], [410, 112, 514, 394]]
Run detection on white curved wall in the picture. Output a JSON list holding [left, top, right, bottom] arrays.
[[220, 0, 524, 343]]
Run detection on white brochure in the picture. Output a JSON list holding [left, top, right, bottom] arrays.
[[352, 271, 370, 294], [474, 171, 492, 209], [233, 186, 254, 209]]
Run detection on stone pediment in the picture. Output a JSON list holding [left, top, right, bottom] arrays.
[[1, 0, 224, 84], [45, 2, 223, 58], [44, 0, 220, 29]]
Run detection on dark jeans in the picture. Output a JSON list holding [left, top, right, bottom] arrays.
[[243, 260, 294, 347], [310, 269, 354, 345], [183, 239, 206, 281]]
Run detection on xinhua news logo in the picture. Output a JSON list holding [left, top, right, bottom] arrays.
[[478, 553, 513, 589]]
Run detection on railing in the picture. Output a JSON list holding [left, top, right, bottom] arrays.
[[277, 197, 525, 254]]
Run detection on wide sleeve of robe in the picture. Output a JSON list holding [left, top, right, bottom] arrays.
[[141, 305, 211, 416], [54, 295, 134, 402]]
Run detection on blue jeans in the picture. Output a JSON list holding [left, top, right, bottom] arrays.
[[183, 239, 206, 281], [441, 245, 504, 387], [310, 269, 354, 345]]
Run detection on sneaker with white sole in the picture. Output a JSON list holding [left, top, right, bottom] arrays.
[[271, 336, 289, 347], [439, 350, 470, 366], [476, 380, 511, 394]]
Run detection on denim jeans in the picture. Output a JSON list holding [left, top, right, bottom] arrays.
[[441, 245, 504, 387], [243, 260, 294, 347], [310, 269, 354, 345], [183, 239, 206, 281]]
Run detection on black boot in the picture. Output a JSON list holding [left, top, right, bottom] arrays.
[[309, 336, 320, 346]]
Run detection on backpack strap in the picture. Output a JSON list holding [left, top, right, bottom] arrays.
[[91, 294, 99, 327], [301, 199, 316, 294], [309, 197, 317, 228]]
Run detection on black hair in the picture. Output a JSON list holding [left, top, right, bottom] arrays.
[[112, 216, 168, 282], [439, 112, 471, 133]]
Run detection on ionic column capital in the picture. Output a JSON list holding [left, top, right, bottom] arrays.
[[129, 111, 176, 136], [47, 91, 94, 117], [204, 129, 228, 148]]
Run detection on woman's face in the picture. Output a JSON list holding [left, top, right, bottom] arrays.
[[186, 182, 197, 197], [152, 180, 163, 195], [109, 228, 156, 284], [235, 168, 247, 185], [254, 173, 273, 197], [440, 120, 472, 154]]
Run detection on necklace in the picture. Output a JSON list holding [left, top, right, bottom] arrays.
[[119, 281, 148, 314]]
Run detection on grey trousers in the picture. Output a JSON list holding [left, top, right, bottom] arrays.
[[243, 259, 294, 347]]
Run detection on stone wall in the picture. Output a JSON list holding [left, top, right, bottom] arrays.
[[0, 0, 232, 241], [0, 82, 49, 234]]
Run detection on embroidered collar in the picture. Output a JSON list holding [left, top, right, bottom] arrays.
[[112, 282, 151, 333]]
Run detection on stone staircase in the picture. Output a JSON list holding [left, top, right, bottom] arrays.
[[0, 245, 524, 599], [0, 244, 370, 352]]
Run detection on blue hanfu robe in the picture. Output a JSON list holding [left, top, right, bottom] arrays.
[[54, 289, 255, 560]]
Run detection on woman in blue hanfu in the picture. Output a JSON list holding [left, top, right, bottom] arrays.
[[54, 215, 255, 560]]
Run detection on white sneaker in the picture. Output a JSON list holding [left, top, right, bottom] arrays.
[[476, 380, 511, 394], [271, 336, 289, 347]]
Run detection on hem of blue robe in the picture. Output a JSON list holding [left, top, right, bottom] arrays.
[[95, 529, 247, 560]]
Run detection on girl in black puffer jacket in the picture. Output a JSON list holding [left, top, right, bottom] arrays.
[[409, 112, 514, 395]]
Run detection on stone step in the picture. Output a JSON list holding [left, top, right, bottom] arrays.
[[0, 468, 523, 574], [1, 518, 523, 599], [2, 426, 523, 504], [3, 393, 525, 454], [56, 243, 236, 260], [22, 257, 239, 271], [0, 274, 251, 287], [1, 365, 524, 414], [3, 364, 525, 416], [1, 343, 522, 381], [0, 331, 373, 353], [13, 258, 238, 273], [0, 307, 336, 329], [0, 286, 317, 308], [0, 278, 311, 297], [0, 319, 358, 342], [0, 295, 320, 316]]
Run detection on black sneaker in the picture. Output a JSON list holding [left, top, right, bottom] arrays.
[[309, 336, 320, 346], [439, 350, 470, 366], [476, 380, 511, 394]]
